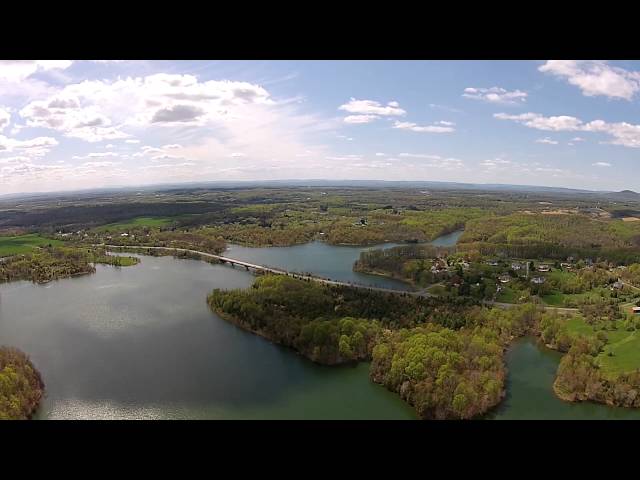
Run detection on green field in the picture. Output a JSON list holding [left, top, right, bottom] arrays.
[[0, 234, 62, 257], [562, 315, 640, 377], [94, 216, 174, 232], [542, 288, 610, 307], [599, 332, 640, 376]]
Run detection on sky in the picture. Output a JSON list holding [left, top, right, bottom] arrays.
[[1, 59, 640, 195]]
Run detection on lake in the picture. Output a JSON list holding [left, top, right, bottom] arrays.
[[3, 230, 639, 419], [0, 255, 417, 419]]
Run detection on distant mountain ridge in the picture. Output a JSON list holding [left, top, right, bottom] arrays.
[[1, 179, 639, 203]]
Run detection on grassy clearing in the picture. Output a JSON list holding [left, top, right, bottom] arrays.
[[599, 332, 640, 376], [542, 292, 566, 306], [564, 316, 595, 338], [496, 287, 517, 303], [426, 284, 447, 296], [94, 216, 174, 232], [0, 234, 62, 257], [562, 315, 640, 377], [542, 288, 610, 307]]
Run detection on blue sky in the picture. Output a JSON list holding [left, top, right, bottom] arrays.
[[1, 60, 639, 194]]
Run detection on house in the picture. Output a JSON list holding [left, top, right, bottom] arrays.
[[560, 262, 572, 270], [511, 262, 523, 271], [611, 281, 624, 291], [431, 259, 448, 274], [487, 260, 500, 267], [537, 264, 551, 272], [531, 276, 546, 284], [120, 233, 129, 237], [633, 307, 640, 315], [499, 274, 511, 284]]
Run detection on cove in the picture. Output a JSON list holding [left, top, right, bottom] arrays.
[[486, 337, 640, 420], [223, 230, 464, 291]]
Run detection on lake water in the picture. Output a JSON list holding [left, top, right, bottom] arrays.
[[2, 229, 638, 419], [0, 255, 416, 419], [225, 241, 412, 290], [486, 337, 640, 420]]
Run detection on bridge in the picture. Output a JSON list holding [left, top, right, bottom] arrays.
[[101, 244, 424, 297], [100, 244, 580, 313]]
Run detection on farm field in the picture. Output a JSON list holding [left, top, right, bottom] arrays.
[[0, 234, 62, 257], [93, 216, 175, 232]]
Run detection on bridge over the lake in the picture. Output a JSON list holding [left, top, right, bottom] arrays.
[[101, 244, 423, 296], [101, 244, 579, 313]]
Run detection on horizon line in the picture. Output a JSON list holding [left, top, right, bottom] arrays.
[[2, 178, 637, 201]]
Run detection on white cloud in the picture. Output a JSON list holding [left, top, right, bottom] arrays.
[[462, 87, 527, 104], [393, 121, 454, 133], [539, 61, 640, 100], [536, 137, 559, 145], [18, 74, 277, 142], [151, 154, 187, 162], [72, 152, 120, 160], [81, 161, 122, 168], [338, 98, 406, 117], [375, 152, 385, 156], [125, 139, 140, 144], [494, 112, 640, 148], [0, 135, 58, 157], [343, 114, 379, 124], [593, 162, 612, 167], [230, 152, 245, 157], [325, 154, 362, 161], [0, 60, 73, 82], [480, 158, 511, 168], [399, 153, 443, 159], [0, 107, 9, 132], [19, 96, 130, 142], [494, 112, 583, 131], [162, 144, 182, 150]]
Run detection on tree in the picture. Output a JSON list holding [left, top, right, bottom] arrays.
[[339, 335, 353, 359]]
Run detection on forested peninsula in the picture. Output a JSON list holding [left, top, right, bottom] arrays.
[[0, 347, 44, 420]]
